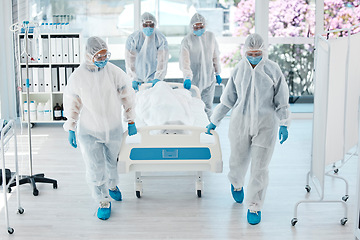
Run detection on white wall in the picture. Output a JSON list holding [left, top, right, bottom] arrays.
[[0, 0, 17, 119]]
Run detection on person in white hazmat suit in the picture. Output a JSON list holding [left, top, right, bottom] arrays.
[[125, 12, 169, 91], [179, 13, 222, 119], [206, 33, 290, 225], [63, 36, 137, 221]]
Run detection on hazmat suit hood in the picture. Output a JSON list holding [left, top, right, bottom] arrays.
[[189, 13, 206, 31], [141, 12, 157, 29], [85, 36, 108, 72]]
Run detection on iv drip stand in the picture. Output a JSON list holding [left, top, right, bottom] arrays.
[[9, 22, 58, 196]]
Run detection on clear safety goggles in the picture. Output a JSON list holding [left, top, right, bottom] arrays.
[[94, 52, 111, 61], [246, 50, 262, 57], [142, 20, 155, 28], [193, 22, 204, 31]]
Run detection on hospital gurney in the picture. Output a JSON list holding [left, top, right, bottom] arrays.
[[118, 83, 223, 198]]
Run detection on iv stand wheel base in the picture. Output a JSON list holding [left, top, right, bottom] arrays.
[[17, 207, 24, 214], [8, 173, 58, 196], [340, 217, 348, 225], [33, 188, 39, 196], [7, 227, 14, 234], [291, 218, 298, 226], [342, 195, 349, 202]]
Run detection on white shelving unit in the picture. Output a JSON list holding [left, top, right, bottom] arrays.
[[18, 32, 81, 124]]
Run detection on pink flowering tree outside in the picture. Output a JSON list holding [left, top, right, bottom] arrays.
[[222, 0, 360, 98]]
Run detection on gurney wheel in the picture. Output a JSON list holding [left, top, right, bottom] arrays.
[[305, 185, 311, 193], [340, 217, 348, 225], [291, 218, 297, 226], [136, 191, 141, 198], [197, 190, 201, 198], [342, 195, 349, 202]]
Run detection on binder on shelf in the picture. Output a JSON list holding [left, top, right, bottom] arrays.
[[73, 38, 80, 63], [37, 36, 43, 63], [59, 67, 66, 92], [44, 67, 51, 92], [28, 68, 33, 92], [21, 67, 33, 92], [68, 38, 74, 63], [31, 36, 39, 63], [38, 68, 45, 92], [29, 37, 41, 63], [26, 37, 33, 63], [32, 68, 39, 92], [66, 67, 73, 84], [50, 37, 57, 63], [21, 67, 27, 92], [56, 38, 63, 63], [51, 67, 59, 92], [42, 37, 49, 63], [20, 37, 26, 63], [62, 38, 69, 63]]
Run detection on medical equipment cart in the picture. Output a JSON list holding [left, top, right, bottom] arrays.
[[1, 119, 24, 234]]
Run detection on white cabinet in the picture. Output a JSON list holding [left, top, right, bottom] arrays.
[[18, 33, 81, 123]]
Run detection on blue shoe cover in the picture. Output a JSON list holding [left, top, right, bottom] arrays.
[[247, 209, 261, 225], [97, 202, 111, 220], [109, 186, 122, 201], [231, 184, 244, 203]]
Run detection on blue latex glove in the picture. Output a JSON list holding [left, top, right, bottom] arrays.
[[206, 122, 216, 135], [128, 123, 137, 136], [68, 130, 77, 148], [132, 81, 141, 91], [279, 126, 288, 144], [184, 79, 191, 90], [150, 79, 160, 87], [216, 75, 222, 85]]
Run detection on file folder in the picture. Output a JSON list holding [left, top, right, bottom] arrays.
[[73, 38, 80, 63], [59, 67, 66, 92], [32, 68, 39, 92], [38, 68, 45, 92], [42, 38, 49, 63], [21, 67, 27, 92], [27, 36, 33, 63], [68, 38, 74, 63], [66, 67, 73, 85], [51, 67, 59, 92], [28, 68, 33, 92], [50, 37, 57, 63], [44, 67, 52, 92], [56, 38, 63, 63], [62, 38, 69, 63], [31, 36, 39, 63], [22, 68, 33, 92], [20, 37, 26, 63]]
